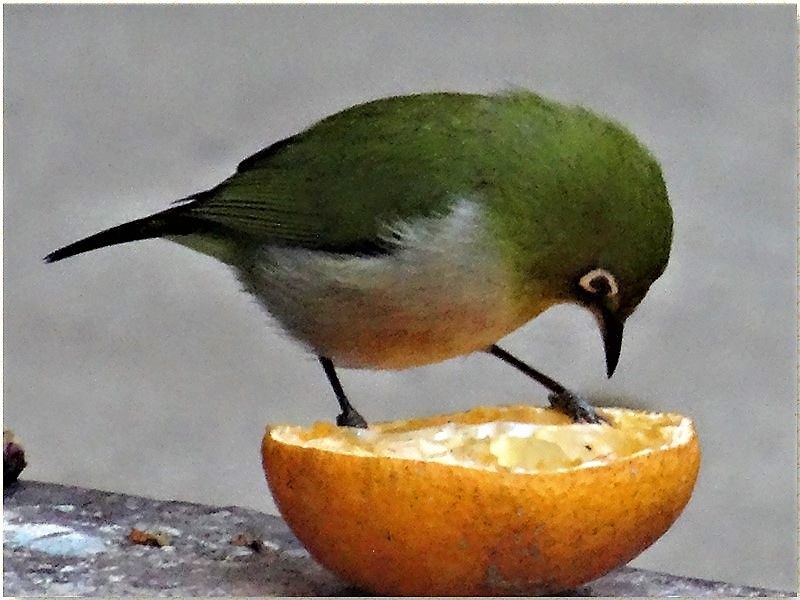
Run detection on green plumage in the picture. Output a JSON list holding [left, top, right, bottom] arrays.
[[182, 93, 496, 251], [172, 91, 670, 315]]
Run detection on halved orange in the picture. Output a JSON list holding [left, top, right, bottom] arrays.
[[262, 405, 700, 596]]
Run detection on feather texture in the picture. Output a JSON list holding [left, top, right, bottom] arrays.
[[236, 199, 537, 368]]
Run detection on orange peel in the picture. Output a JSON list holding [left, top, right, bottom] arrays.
[[262, 405, 700, 596]]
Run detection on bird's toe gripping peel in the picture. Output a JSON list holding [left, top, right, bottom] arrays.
[[336, 408, 368, 429], [548, 391, 610, 425]]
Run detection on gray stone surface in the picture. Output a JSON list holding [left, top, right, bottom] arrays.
[[4, 480, 791, 597], [4, 480, 350, 596]]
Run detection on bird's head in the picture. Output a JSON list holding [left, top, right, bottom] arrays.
[[490, 93, 673, 378], [548, 206, 672, 378]]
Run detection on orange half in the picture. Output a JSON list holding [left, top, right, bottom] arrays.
[[262, 405, 700, 596]]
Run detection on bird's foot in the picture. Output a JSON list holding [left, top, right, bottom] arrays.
[[548, 390, 609, 425], [336, 408, 368, 429]]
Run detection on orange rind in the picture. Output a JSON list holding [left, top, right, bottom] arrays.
[[262, 405, 700, 596]]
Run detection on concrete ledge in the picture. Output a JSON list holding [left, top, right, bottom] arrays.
[[3, 480, 789, 596]]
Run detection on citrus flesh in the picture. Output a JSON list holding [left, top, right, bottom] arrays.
[[262, 405, 700, 596]]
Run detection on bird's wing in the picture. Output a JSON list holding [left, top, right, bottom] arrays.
[[178, 93, 491, 254]]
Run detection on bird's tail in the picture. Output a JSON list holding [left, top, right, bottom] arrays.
[[44, 206, 193, 263]]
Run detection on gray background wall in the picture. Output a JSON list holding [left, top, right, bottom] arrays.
[[4, 5, 796, 591]]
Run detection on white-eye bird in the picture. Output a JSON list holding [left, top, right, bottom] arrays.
[[46, 91, 673, 427]]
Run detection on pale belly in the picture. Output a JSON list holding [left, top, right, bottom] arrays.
[[266, 283, 533, 369], [232, 200, 548, 369], [237, 252, 537, 369]]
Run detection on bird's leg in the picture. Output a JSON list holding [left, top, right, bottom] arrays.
[[487, 344, 607, 424], [318, 356, 368, 428]]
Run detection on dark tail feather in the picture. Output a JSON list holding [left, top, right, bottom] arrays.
[[44, 207, 188, 263]]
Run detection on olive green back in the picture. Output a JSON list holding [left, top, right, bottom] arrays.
[[182, 91, 672, 312]]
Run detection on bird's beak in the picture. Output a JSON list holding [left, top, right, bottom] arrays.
[[597, 306, 624, 378]]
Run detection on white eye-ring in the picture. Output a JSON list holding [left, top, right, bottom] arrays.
[[579, 268, 619, 297]]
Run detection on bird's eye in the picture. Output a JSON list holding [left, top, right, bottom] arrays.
[[579, 268, 619, 297]]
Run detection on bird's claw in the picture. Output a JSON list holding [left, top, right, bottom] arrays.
[[336, 409, 368, 429], [548, 391, 610, 425]]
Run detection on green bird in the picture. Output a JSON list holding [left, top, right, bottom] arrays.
[[45, 91, 672, 428]]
